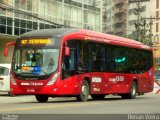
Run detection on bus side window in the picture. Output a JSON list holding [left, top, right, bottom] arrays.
[[77, 53, 85, 71], [77, 41, 89, 72], [92, 44, 105, 72], [105, 45, 117, 72], [62, 40, 76, 79]]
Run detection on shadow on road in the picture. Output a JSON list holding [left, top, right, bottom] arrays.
[[0, 94, 11, 97], [22, 95, 152, 104]]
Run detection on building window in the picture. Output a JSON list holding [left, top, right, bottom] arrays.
[[156, 23, 159, 32], [156, 11, 159, 21], [0, 16, 13, 35], [157, 0, 159, 9]]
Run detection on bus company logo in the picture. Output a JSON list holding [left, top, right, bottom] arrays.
[[92, 77, 102, 83], [109, 76, 124, 83], [21, 82, 43, 86]]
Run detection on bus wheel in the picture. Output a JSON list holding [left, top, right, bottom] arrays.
[[129, 81, 137, 99], [35, 95, 48, 102], [76, 80, 89, 102], [122, 81, 137, 99], [91, 94, 105, 100]]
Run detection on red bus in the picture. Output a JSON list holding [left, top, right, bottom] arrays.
[[4, 28, 154, 102]]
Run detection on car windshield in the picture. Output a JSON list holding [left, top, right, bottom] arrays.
[[0, 67, 9, 76], [12, 48, 59, 77]]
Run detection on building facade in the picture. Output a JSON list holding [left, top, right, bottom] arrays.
[[0, 0, 102, 37], [102, 0, 113, 34], [128, 0, 151, 43], [151, 0, 160, 67], [102, 0, 160, 67], [103, 0, 151, 40], [103, 0, 129, 37], [0, 0, 102, 63], [151, 0, 160, 43]]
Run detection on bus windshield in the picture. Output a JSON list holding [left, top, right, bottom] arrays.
[[12, 48, 59, 78]]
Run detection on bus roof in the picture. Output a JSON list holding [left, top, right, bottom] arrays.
[[20, 28, 151, 50], [20, 28, 78, 38], [78, 29, 151, 50], [80, 29, 143, 45]]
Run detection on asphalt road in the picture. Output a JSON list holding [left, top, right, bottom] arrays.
[[0, 93, 159, 120]]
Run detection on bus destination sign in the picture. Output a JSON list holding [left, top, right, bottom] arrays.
[[20, 39, 53, 46]]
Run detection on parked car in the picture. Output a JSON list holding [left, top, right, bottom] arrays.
[[0, 64, 11, 94]]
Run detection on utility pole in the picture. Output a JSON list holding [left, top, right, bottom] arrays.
[[129, 0, 150, 43], [143, 17, 160, 46], [135, 1, 141, 42], [148, 17, 154, 45]]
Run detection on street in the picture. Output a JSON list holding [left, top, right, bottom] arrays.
[[0, 93, 159, 120], [0, 0, 160, 120], [0, 93, 159, 114]]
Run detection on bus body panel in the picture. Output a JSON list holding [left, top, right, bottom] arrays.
[[8, 28, 154, 98], [137, 67, 154, 93], [10, 68, 154, 96]]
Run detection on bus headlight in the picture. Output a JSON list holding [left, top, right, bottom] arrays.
[[47, 72, 60, 86], [10, 74, 17, 85]]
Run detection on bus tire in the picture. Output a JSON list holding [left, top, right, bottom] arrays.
[[35, 95, 48, 102], [76, 80, 89, 102], [91, 94, 105, 100], [129, 81, 137, 99], [122, 81, 137, 99]]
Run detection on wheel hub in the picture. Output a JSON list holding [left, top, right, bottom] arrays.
[[82, 85, 87, 97]]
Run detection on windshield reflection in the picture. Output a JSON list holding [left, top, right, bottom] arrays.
[[12, 48, 59, 76]]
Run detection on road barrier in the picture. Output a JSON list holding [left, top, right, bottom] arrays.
[[153, 81, 160, 94]]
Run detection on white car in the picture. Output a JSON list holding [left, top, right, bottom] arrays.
[[0, 64, 11, 94]]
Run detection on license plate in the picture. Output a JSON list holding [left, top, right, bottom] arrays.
[[26, 89, 35, 93]]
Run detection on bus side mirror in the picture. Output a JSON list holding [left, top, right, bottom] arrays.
[[65, 47, 70, 56], [4, 47, 9, 57], [3, 42, 16, 57]]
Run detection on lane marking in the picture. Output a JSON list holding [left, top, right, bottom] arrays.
[[0, 94, 159, 112], [0, 102, 104, 112]]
